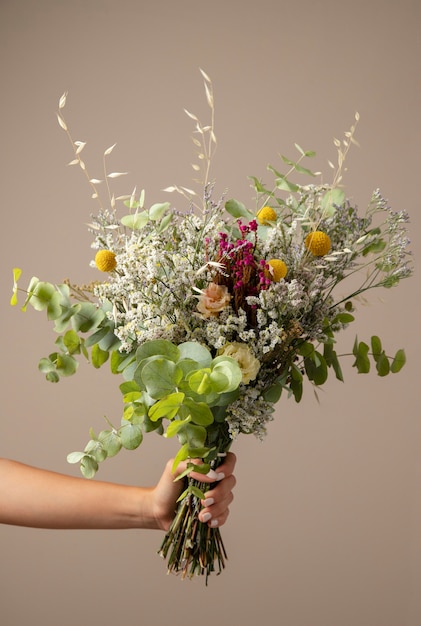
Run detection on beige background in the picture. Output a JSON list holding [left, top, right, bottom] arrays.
[[1, 1, 420, 625]]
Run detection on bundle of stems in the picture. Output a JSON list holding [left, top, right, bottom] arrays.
[[158, 474, 227, 583]]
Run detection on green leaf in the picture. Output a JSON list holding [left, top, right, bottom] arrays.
[[120, 380, 141, 394], [391, 349, 406, 373], [370, 336, 382, 362], [321, 188, 345, 215], [55, 353, 78, 376], [165, 415, 192, 438], [156, 212, 173, 233], [121, 211, 149, 230], [225, 198, 254, 220], [298, 341, 314, 358], [98, 429, 122, 457], [375, 352, 390, 376], [10, 267, 22, 306], [72, 303, 104, 333], [304, 351, 328, 385], [249, 176, 273, 195], [352, 338, 370, 373], [66, 451, 86, 464], [324, 343, 344, 382], [290, 367, 303, 402], [182, 398, 214, 426], [149, 202, 170, 221], [187, 369, 212, 395], [172, 443, 190, 473], [141, 358, 180, 398], [30, 282, 62, 319], [119, 421, 143, 450], [178, 342, 212, 368], [80, 455, 99, 479], [84, 439, 107, 463], [262, 383, 283, 403], [148, 392, 185, 421], [275, 177, 299, 193], [136, 339, 180, 363], [177, 423, 207, 449], [63, 329, 82, 355], [210, 356, 242, 392], [91, 343, 109, 368], [333, 312, 355, 325]]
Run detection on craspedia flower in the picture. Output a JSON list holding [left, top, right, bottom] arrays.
[[305, 231, 331, 256], [95, 249, 117, 272], [266, 259, 288, 281], [257, 206, 277, 225]]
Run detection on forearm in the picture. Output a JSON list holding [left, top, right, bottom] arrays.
[[0, 459, 158, 530]]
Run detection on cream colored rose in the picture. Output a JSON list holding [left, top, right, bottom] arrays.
[[197, 282, 231, 318], [217, 342, 260, 384]]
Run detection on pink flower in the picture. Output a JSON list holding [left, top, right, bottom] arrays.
[[197, 282, 231, 318]]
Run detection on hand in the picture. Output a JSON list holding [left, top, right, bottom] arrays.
[[151, 452, 237, 531]]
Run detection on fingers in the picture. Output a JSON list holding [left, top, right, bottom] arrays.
[[188, 451, 237, 483], [198, 470, 236, 528], [172, 452, 237, 528]]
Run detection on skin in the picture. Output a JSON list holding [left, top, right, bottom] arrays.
[[0, 452, 236, 531]]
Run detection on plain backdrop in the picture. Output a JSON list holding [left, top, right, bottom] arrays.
[[1, 1, 420, 625]]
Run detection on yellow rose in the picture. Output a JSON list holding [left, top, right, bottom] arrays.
[[218, 342, 260, 384], [197, 282, 231, 318]]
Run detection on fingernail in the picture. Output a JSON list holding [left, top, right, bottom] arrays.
[[206, 469, 219, 480], [201, 512, 212, 523], [210, 519, 219, 527], [216, 472, 225, 481], [203, 497, 214, 507]]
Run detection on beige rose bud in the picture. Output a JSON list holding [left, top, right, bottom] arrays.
[[218, 342, 260, 384]]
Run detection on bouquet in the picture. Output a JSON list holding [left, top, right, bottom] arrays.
[[11, 70, 413, 582]]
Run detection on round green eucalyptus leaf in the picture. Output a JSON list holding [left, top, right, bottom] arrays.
[[177, 423, 207, 449], [141, 358, 180, 398], [67, 451, 86, 464], [182, 398, 214, 426], [30, 281, 57, 311], [121, 211, 149, 230], [63, 329, 82, 355], [91, 343, 109, 368], [211, 357, 242, 392], [149, 202, 171, 221], [209, 369, 230, 393], [71, 303, 105, 333], [80, 455, 99, 479], [178, 342, 212, 368], [391, 349, 406, 373], [136, 339, 180, 363], [262, 383, 283, 403], [187, 369, 212, 395], [98, 429, 122, 457], [55, 353, 79, 377], [119, 421, 143, 450], [84, 439, 107, 463]]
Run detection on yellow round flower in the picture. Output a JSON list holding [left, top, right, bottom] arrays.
[[257, 206, 277, 225], [95, 249, 117, 272], [305, 231, 331, 257], [267, 259, 288, 281]]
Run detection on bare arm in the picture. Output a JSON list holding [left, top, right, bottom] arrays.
[[0, 453, 236, 531]]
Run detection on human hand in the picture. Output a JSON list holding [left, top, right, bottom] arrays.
[[151, 452, 237, 531]]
